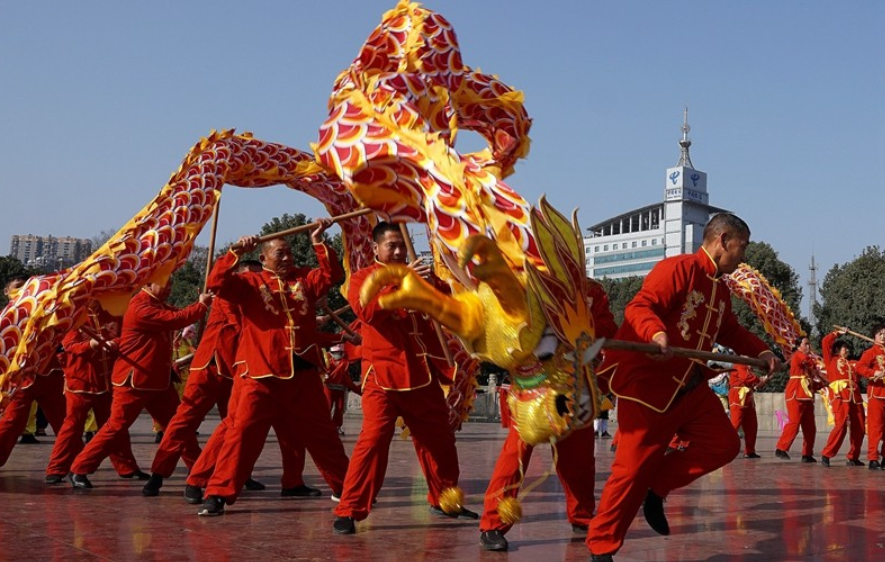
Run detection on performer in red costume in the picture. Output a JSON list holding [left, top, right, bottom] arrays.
[[69, 281, 211, 488], [45, 303, 144, 483], [198, 220, 349, 516], [332, 222, 477, 535], [478, 279, 618, 551], [323, 344, 362, 434], [586, 214, 780, 562], [0, 277, 67, 468], [775, 337, 825, 462], [728, 364, 768, 459], [820, 328, 865, 467], [144, 260, 270, 497], [857, 324, 885, 469]]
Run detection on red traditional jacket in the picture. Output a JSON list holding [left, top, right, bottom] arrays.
[[349, 262, 449, 391], [598, 248, 770, 413], [189, 297, 239, 380], [112, 289, 208, 390], [323, 355, 361, 394], [62, 309, 120, 394], [785, 349, 823, 402], [857, 345, 885, 400], [728, 364, 761, 409], [822, 331, 862, 403], [587, 279, 618, 340], [207, 244, 343, 379]]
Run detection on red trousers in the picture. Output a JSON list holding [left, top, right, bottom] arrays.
[[45, 391, 140, 477], [71, 385, 190, 475], [587, 386, 739, 556], [204, 373, 346, 504], [867, 397, 885, 461], [151, 366, 232, 477], [334, 377, 458, 521], [481, 424, 595, 533], [730, 405, 758, 455], [0, 374, 66, 466], [187, 375, 307, 490], [775, 399, 816, 456], [821, 398, 865, 461], [324, 387, 346, 429]]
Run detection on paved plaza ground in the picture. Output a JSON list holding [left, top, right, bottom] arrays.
[[0, 412, 881, 562]]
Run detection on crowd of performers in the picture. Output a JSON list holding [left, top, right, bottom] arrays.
[[1, 213, 883, 562]]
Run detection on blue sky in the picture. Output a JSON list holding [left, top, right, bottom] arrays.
[[1, 1, 882, 318]]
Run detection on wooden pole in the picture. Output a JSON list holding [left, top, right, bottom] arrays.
[[202, 198, 222, 293], [600, 338, 771, 370], [321, 303, 359, 339], [398, 223, 455, 367], [231, 208, 374, 250], [833, 325, 876, 345]]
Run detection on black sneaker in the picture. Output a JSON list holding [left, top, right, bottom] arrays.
[[571, 523, 588, 533], [847, 459, 865, 467], [198, 496, 225, 516], [243, 477, 266, 491], [821, 456, 830, 467], [775, 449, 791, 460], [591, 555, 614, 562], [332, 516, 355, 534], [154, 431, 164, 444], [801, 455, 817, 463], [743, 453, 761, 459], [142, 474, 163, 496], [83, 431, 95, 444], [45, 474, 66, 485], [184, 485, 204, 505], [281, 484, 322, 497], [429, 505, 480, 520], [19, 434, 40, 445], [121, 470, 151, 480], [601, 431, 611, 439], [869, 460, 882, 470], [642, 489, 669, 535], [69, 473, 93, 489], [479, 530, 508, 551]]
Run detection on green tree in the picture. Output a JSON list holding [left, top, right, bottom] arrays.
[[597, 276, 643, 327], [0, 256, 43, 307], [168, 260, 203, 309], [814, 246, 885, 348]]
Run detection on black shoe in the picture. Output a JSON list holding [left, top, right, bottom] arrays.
[[775, 449, 790, 460], [281, 484, 322, 497], [19, 434, 40, 445], [332, 516, 355, 535], [601, 431, 611, 439], [591, 555, 614, 562], [642, 489, 669, 535], [45, 474, 66, 485], [83, 432, 95, 444], [571, 523, 588, 533], [869, 460, 882, 470], [198, 496, 225, 516], [743, 453, 761, 459], [801, 455, 817, 463], [35, 428, 47, 437], [121, 470, 151, 480], [821, 456, 830, 467], [847, 459, 865, 467], [184, 485, 204, 504], [243, 477, 265, 491], [609, 444, 616, 453], [154, 431, 164, 444], [142, 474, 163, 496], [69, 473, 93, 489], [479, 530, 508, 551], [429, 505, 480, 520]]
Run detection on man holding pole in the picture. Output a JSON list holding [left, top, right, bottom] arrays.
[[331, 221, 477, 536], [586, 213, 780, 562], [857, 324, 885, 468], [197, 218, 349, 516]]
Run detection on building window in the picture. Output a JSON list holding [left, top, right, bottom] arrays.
[[603, 245, 608, 251], [622, 243, 627, 249], [641, 240, 647, 247], [631, 241, 637, 248], [651, 239, 657, 245], [594, 246, 599, 252]]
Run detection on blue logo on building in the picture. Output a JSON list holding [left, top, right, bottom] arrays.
[[669, 171, 680, 185], [690, 173, 700, 187]]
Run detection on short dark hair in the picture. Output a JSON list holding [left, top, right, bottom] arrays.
[[831, 338, 852, 356], [237, 259, 262, 271], [703, 213, 750, 243], [372, 221, 402, 242], [792, 337, 808, 351], [4, 275, 28, 292], [871, 324, 885, 338]]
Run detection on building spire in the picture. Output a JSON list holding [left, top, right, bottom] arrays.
[[676, 106, 694, 169]]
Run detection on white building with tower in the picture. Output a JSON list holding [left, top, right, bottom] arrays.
[[583, 109, 730, 279]]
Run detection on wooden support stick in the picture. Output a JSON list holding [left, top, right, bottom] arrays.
[[321, 303, 358, 339], [833, 325, 876, 344], [232, 208, 374, 250], [202, 198, 222, 293], [600, 338, 771, 370], [399, 223, 455, 367]]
